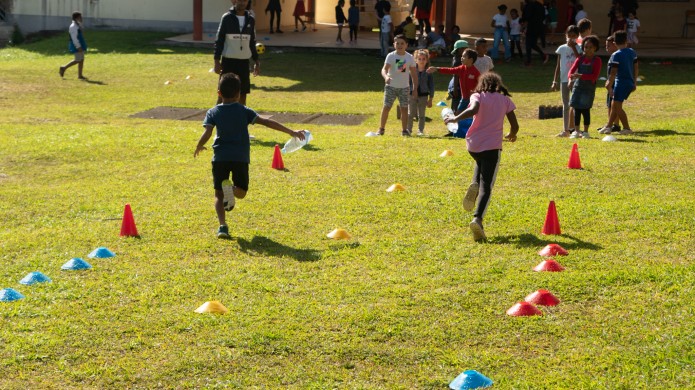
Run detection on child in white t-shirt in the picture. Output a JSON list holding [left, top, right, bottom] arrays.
[[473, 37, 494, 74], [626, 11, 640, 46], [377, 34, 418, 136], [509, 9, 523, 59], [490, 4, 511, 62], [552, 25, 582, 137]]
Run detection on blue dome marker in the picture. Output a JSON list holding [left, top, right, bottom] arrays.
[[19, 271, 52, 285], [61, 258, 92, 271], [1, 288, 25, 302], [449, 370, 493, 390], [88, 247, 116, 258]]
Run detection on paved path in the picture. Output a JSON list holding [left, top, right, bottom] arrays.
[[168, 23, 695, 59]]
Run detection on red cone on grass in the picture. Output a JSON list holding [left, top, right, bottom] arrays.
[[567, 143, 582, 169], [538, 243, 569, 256], [271, 144, 285, 170], [533, 258, 566, 272], [541, 200, 561, 235], [120, 203, 139, 237], [525, 289, 560, 306], [506, 301, 543, 316]]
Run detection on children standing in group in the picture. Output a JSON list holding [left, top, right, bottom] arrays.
[[491, 4, 511, 62], [552, 25, 582, 137], [443, 72, 519, 242], [473, 38, 494, 74], [377, 34, 418, 136], [408, 49, 435, 136], [335, 0, 346, 44], [379, 2, 393, 57], [599, 30, 638, 135], [194, 73, 306, 239], [509, 9, 523, 59], [626, 11, 640, 46], [60, 11, 87, 79], [568, 35, 602, 139], [347, 0, 360, 44]]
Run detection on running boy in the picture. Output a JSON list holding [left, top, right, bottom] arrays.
[[59, 11, 87, 79], [194, 73, 306, 239], [444, 72, 519, 241], [599, 30, 638, 135], [377, 34, 418, 136]]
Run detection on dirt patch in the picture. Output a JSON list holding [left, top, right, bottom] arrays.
[[130, 107, 368, 126]]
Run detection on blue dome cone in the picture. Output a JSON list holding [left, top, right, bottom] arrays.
[[449, 370, 493, 390], [61, 258, 92, 271], [19, 271, 52, 285], [88, 247, 116, 258], [436, 101, 447, 107], [1, 288, 25, 302]]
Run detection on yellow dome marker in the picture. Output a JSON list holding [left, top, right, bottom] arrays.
[[194, 301, 229, 314], [386, 183, 405, 192], [327, 228, 351, 239], [440, 150, 454, 157]]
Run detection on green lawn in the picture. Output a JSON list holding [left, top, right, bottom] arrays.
[[1, 32, 694, 389]]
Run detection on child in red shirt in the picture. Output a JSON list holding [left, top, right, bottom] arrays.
[[427, 48, 481, 113], [568, 35, 602, 139]]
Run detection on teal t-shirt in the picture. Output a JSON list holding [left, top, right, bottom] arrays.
[[203, 103, 257, 163]]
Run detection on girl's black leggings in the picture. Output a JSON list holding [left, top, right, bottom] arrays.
[[468, 149, 501, 220]]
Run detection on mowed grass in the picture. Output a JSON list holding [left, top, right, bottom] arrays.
[[1, 32, 694, 389]]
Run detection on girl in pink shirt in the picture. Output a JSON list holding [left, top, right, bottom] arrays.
[[445, 72, 519, 241]]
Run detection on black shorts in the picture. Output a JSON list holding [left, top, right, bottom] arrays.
[[221, 58, 251, 95], [212, 161, 249, 191]]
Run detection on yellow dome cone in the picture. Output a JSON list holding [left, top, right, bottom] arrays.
[[440, 150, 454, 157], [194, 300, 229, 314], [327, 228, 351, 239], [386, 183, 405, 192]]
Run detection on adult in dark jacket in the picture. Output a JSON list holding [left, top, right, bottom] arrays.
[[410, 0, 433, 35], [266, 0, 283, 34], [521, 0, 548, 66], [214, 0, 260, 105]]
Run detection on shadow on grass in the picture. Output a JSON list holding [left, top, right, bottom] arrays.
[[488, 233, 603, 251], [237, 235, 322, 262], [637, 129, 695, 137]]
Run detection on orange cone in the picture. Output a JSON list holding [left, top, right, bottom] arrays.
[[271, 145, 284, 170], [541, 200, 561, 235], [525, 289, 560, 306], [567, 143, 582, 169], [120, 203, 139, 237]]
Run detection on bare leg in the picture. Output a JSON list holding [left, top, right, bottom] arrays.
[[215, 190, 226, 226], [380, 105, 391, 130], [400, 106, 408, 132]]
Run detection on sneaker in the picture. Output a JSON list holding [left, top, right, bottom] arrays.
[[377, 128, 385, 136], [417, 131, 424, 136], [469, 219, 487, 242], [402, 130, 411, 136], [556, 130, 570, 138], [581, 131, 591, 139], [619, 128, 634, 135], [59, 66, 66, 77], [611, 124, 621, 133], [302, 25, 307, 32], [221, 179, 235, 211], [217, 225, 231, 239], [598, 126, 612, 134], [462, 182, 479, 212], [276, 29, 284, 33], [569, 131, 581, 139]]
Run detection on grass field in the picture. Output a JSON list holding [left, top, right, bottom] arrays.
[[1, 32, 694, 389]]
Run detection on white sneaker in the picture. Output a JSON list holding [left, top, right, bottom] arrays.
[[221, 179, 235, 211], [569, 131, 581, 139], [556, 130, 570, 138], [581, 131, 591, 139], [463, 182, 479, 212], [619, 128, 634, 135], [598, 127, 612, 134], [469, 219, 487, 241]]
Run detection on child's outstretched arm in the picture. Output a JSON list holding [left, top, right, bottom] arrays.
[[504, 110, 520, 142], [445, 100, 479, 123], [194, 125, 214, 157], [255, 117, 306, 140]]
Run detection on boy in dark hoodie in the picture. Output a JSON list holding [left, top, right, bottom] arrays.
[[213, 0, 260, 105]]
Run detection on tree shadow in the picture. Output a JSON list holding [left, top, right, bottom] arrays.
[[236, 235, 322, 262], [487, 233, 602, 251], [637, 129, 695, 137]]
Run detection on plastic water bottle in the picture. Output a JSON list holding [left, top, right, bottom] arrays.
[[281, 130, 313, 153], [440, 108, 458, 134]]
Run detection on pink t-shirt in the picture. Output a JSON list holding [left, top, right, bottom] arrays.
[[466, 92, 516, 153]]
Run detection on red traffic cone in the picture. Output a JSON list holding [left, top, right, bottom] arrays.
[[271, 144, 285, 170], [506, 301, 543, 316], [567, 143, 582, 169], [538, 243, 568, 256], [533, 259, 566, 272], [541, 201, 561, 235], [525, 289, 560, 306], [120, 203, 139, 237]]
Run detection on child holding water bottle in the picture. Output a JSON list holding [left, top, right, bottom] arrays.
[[444, 72, 519, 241]]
